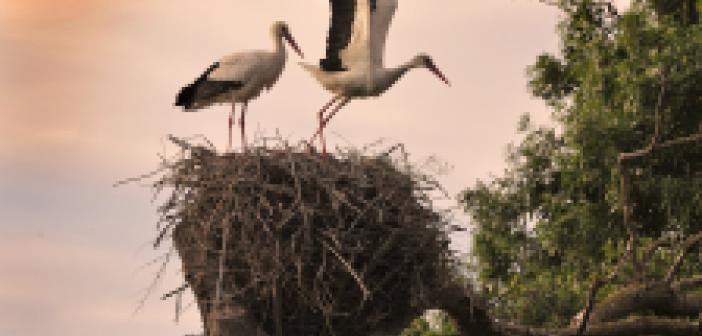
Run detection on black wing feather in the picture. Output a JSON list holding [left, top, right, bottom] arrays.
[[175, 62, 243, 110], [320, 0, 379, 72], [320, 0, 356, 72]]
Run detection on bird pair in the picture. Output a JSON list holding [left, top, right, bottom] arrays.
[[175, 0, 450, 155]]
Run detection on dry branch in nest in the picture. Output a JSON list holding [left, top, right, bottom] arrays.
[[148, 136, 460, 336]]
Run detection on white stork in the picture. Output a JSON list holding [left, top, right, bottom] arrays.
[[301, 0, 450, 154], [175, 21, 304, 151]]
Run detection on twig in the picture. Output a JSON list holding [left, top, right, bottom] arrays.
[[175, 290, 182, 323], [113, 166, 168, 187], [168, 134, 194, 150], [321, 240, 371, 301], [665, 231, 702, 283], [161, 283, 189, 300], [133, 246, 174, 316]]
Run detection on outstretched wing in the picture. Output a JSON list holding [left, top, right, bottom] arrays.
[[320, 0, 397, 72], [320, 0, 357, 71], [369, 0, 397, 68]]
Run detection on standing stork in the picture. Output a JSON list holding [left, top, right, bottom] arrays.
[[301, 0, 450, 154], [175, 21, 304, 151]]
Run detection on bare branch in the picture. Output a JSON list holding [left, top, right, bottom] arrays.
[[133, 247, 174, 316], [161, 283, 189, 300], [321, 240, 370, 301]]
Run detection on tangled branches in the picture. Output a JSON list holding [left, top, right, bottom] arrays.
[[149, 136, 459, 336]]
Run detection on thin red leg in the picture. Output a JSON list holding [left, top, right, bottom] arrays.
[[307, 96, 340, 154], [321, 116, 329, 155], [310, 97, 350, 155], [321, 97, 350, 127], [240, 102, 248, 151], [318, 96, 340, 154], [228, 104, 235, 152]]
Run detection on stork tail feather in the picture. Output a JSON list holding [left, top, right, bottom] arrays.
[[175, 62, 221, 110]]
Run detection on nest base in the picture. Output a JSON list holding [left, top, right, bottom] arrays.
[[157, 141, 458, 336]]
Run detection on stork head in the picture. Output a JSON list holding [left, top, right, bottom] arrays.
[[272, 21, 304, 59], [414, 54, 450, 86]]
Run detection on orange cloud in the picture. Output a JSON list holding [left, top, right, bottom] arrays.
[[2, 0, 100, 26]]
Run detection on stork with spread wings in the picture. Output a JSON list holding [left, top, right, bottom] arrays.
[[301, 0, 450, 155]]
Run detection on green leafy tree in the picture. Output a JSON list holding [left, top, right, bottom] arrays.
[[461, 0, 702, 327]]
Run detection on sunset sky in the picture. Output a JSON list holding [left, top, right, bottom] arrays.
[[0, 1, 630, 335]]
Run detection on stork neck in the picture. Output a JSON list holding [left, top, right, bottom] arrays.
[[273, 32, 286, 56], [381, 60, 416, 87]]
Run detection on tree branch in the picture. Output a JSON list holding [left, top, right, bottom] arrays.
[[615, 71, 668, 280], [499, 316, 699, 336], [618, 131, 702, 162], [442, 280, 702, 336], [672, 275, 702, 292], [583, 316, 699, 336], [665, 231, 702, 284], [577, 278, 604, 336]]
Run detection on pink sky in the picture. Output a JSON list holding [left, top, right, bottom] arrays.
[[0, 0, 629, 335]]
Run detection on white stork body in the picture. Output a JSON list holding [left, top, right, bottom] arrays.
[[207, 52, 285, 105], [176, 21, 303, 151], [301, 59, 432, 98], [301, 0, 450, 154]]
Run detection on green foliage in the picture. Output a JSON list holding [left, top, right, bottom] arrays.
[[462, 0, 702, 327], [400, 313, 459, 336]]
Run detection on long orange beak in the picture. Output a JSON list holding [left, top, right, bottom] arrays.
[[283, 31, 304, 59], [428, 63, 450, 86]]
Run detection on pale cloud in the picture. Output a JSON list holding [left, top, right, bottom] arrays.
[[0, 232, 201, 335]]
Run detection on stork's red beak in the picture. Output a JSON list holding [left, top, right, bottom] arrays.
[[428, 63, 450, 86], [283, 31, 304, 59]]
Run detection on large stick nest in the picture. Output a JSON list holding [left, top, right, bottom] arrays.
[[151, 137, 459, 336]]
